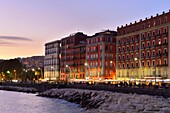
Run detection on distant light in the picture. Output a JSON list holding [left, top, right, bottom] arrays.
[[7, 71, 10, 74]]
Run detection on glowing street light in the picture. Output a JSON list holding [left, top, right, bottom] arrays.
[[13, 70, 16, 80], [84, 63, 90, 80], [65, 65, 71, 81]]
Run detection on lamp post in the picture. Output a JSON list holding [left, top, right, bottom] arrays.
[[50, 66, 54, 81], [66, 65, 71, 81], [32, 68, 35, 82], [134, 58, 143, 79], [38, 68, 43, 79], [13, 70, 16, 80], [110, 61, 116, 79], [84, 63, 90, 80]]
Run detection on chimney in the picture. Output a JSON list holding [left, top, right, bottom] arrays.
[[140, 19, 142, 22], [130, 22, 132, 25], [145, 17, 147, 20], [121, 25, 123, 28], [157, 13, 159, 16], [163, 11, 165, 14], [126, 24, 127, 26], [151, 15, 153, 18], [135, 21, 137, 24]]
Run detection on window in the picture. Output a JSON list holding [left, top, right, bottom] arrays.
[[122, 47, 125, 51], [148, 22, 150, 27], [131, 62, 134, 67], [158, 49, 161, 54], [164, 59, 167, 65], [131, 54, 134, 58], [131, 45, 134, 50], [142, 42, 145, 48], [158, 18, 161, 25], [164, 38, 167, 44], [147, 61, 150, 66], [118, 55, 120, 60], [142, 33, 145, 38], [132, 36, 134, 41], [142, 61, 145, 67], [122, 55, 125, 59], [147, 32, 150, 37], [143, 24, 145, 29], [147, 51, 150, 56], [153, 20, 156, 26], [164, 16, 167, 23], [152, 40, 155, 46], [164, 27, 167, 33], [122, 63, 124, 68], [119, 47, 120, 52], [158, 59, 161, 65], [164, 48, 167, 53], [127, 46, 129, 50], [152, 31, 155, 36], [158, 29, 161, 35], [142, 52, 145, 57], [152, 50, 155, 56], [127, 63, 129, 68], [136, 62, 138, 67], [127, 54, 129, 59], [136, 44, 139, 49], [152, 60, 155, 66], [147, 41, 150, 47], [136, 52, 139, 58]]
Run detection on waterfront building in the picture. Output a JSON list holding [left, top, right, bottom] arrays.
[[44, 40, 61, 81], [60, 32, 88, 81], [116, 10, 170, 80], [86, 30, 117, 80]]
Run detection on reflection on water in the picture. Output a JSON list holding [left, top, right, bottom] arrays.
[[0, 90, 85, 113]]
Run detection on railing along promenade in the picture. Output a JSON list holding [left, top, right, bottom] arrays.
[[0, 82, 170, 98]]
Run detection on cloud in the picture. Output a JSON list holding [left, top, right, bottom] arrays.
[[0, 35, 33, 46], [0, 35, 32, 41]]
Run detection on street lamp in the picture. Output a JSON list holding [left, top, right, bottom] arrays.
[[32, 68, 35, 81], [65, 65, 71, 81], [134, 58, 143, 79], [50, 66, 54, 81], [110, 61, 116, 79], [13, 70, 16, 80], [38, 68, 43, 79], [84, 63, 90, 80]]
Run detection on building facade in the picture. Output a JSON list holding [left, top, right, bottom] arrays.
[[116, 11, 170, 80], [86, 30, 117, 80], [60, 32, 88, 81], [44, 40, 61, 81]]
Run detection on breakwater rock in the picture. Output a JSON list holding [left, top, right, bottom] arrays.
[[38, 88, 170, 113], [0, 86, 38, 93]]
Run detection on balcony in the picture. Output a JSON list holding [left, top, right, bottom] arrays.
[[162, 52, 168, 57], [156, 53, 161, 57], [141, 47, 145, 50], [141, 37, 145, 41], [146, 56, 150, 59], [145, 36, 150, 40], [91, 49, 98, 53], [151, 35, 156, 39], [157, 34, 161, 38], [135, 38, 139, 42], [163, 32, 168, 37], [157, 64, 168, 67], [162, 42, 168, 46]]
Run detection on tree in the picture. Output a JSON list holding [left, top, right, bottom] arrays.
[[0, 59, 23, 80]]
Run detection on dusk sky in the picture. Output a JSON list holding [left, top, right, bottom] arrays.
[[0, 0, 169, 59]]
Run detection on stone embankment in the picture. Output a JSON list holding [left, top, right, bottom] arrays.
[[38, 88, 170, 113], [0, 86, 38, 93]]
